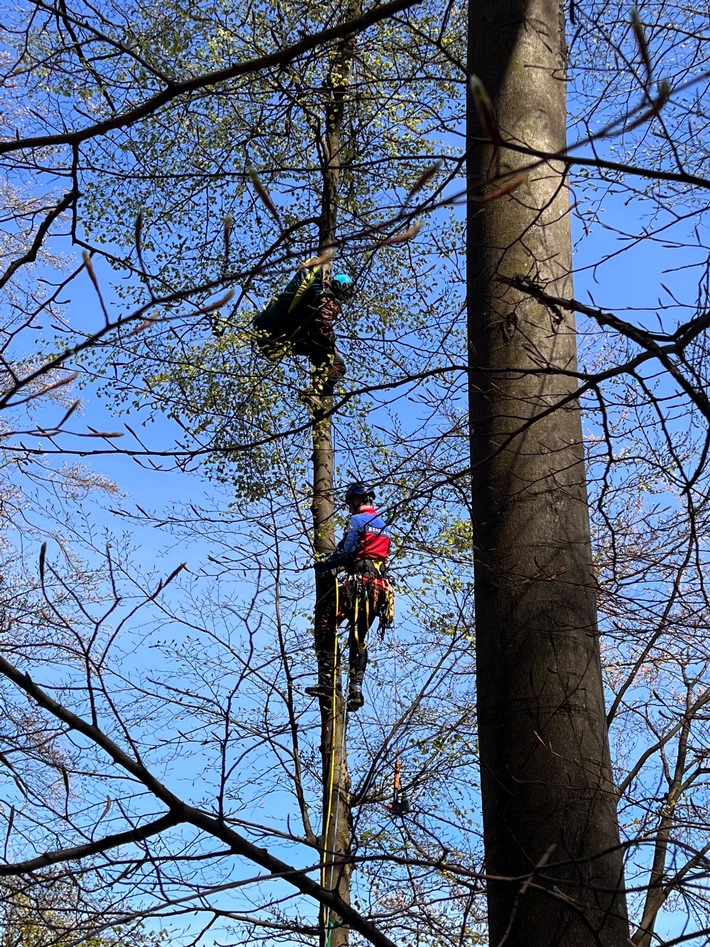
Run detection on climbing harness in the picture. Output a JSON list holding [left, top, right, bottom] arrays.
[[342, 559, 395, 638]]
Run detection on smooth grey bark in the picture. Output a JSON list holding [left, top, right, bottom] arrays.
[[467, 1, 630, 944]]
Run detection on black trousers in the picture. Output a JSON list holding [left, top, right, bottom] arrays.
[[313, 575, 384, 687]]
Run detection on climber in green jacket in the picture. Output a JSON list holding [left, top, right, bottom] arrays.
[[253, 262, 352, 396]]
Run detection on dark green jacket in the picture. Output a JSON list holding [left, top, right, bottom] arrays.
[[254, 267, 333, 345]]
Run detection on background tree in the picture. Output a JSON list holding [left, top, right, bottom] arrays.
[[468, 1, 629, 943]]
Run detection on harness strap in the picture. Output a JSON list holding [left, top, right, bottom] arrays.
[[288, 266, 317, 312]]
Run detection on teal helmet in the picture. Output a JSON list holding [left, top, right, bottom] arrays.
[[331, 273, 353, 298]]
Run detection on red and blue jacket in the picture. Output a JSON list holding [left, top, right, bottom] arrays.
[[325, 505, 392, 570]]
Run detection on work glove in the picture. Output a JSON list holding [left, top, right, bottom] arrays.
[[313, 555, 334, 573]]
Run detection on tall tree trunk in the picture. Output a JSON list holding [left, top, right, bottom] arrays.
[[467, 2, 630, 944], [310, 5, 360, 945], [311, 407, 352, 947]]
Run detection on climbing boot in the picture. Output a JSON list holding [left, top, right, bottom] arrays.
[[305, 661, 340, 700], [305, 682, 334, 699], [348, 685, 364, 712]]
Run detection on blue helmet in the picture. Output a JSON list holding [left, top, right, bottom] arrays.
[[331, 273, 353, 298], [344, 481, 374, 504]]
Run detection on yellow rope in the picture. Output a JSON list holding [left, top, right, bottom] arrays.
[[352, 592, 359, 648], [320, 570, 340, 938]]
